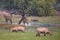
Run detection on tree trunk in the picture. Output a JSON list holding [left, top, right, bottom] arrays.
[[18, 12, 25, 24]]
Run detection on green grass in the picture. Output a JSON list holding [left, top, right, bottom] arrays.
[[0, 31, 60, 40], [0, 15, 60, 40], [0, 23, 60, 40]]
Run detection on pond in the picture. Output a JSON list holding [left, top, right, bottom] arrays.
[[0, 22, 60, 32]]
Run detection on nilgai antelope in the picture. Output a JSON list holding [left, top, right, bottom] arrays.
[[36, 27, 52, 37], [9, 25, 25, 32], [0, 11, 12, 24]]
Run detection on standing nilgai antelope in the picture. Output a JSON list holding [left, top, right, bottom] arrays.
[[0, 11, 12, 24]]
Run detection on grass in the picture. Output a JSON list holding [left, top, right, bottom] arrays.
[[27, 16, 60, 24], [0, 15, 60, 40], [0, 15, 60, 24], [0, 31, 60, 40], [0, 24, 60, 40]]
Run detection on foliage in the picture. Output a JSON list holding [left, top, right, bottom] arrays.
[[0, 0, 57, 16]]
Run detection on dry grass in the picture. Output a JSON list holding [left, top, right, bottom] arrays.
[[0, 15, 60, 23], [27, 16, 60, 23]]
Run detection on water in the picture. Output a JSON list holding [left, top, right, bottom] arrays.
[[28, 22, 60, 27], [0, 22, 60, 32], [0, 22, 60, 26]]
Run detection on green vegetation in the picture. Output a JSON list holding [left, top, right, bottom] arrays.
[[0, 31, 60, 40], [0, 0, 60, 40], [0, 24, 60, 40], [0, 0, 57, 16]]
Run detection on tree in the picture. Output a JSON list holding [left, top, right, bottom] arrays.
[[0, 0, 56, 16]]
